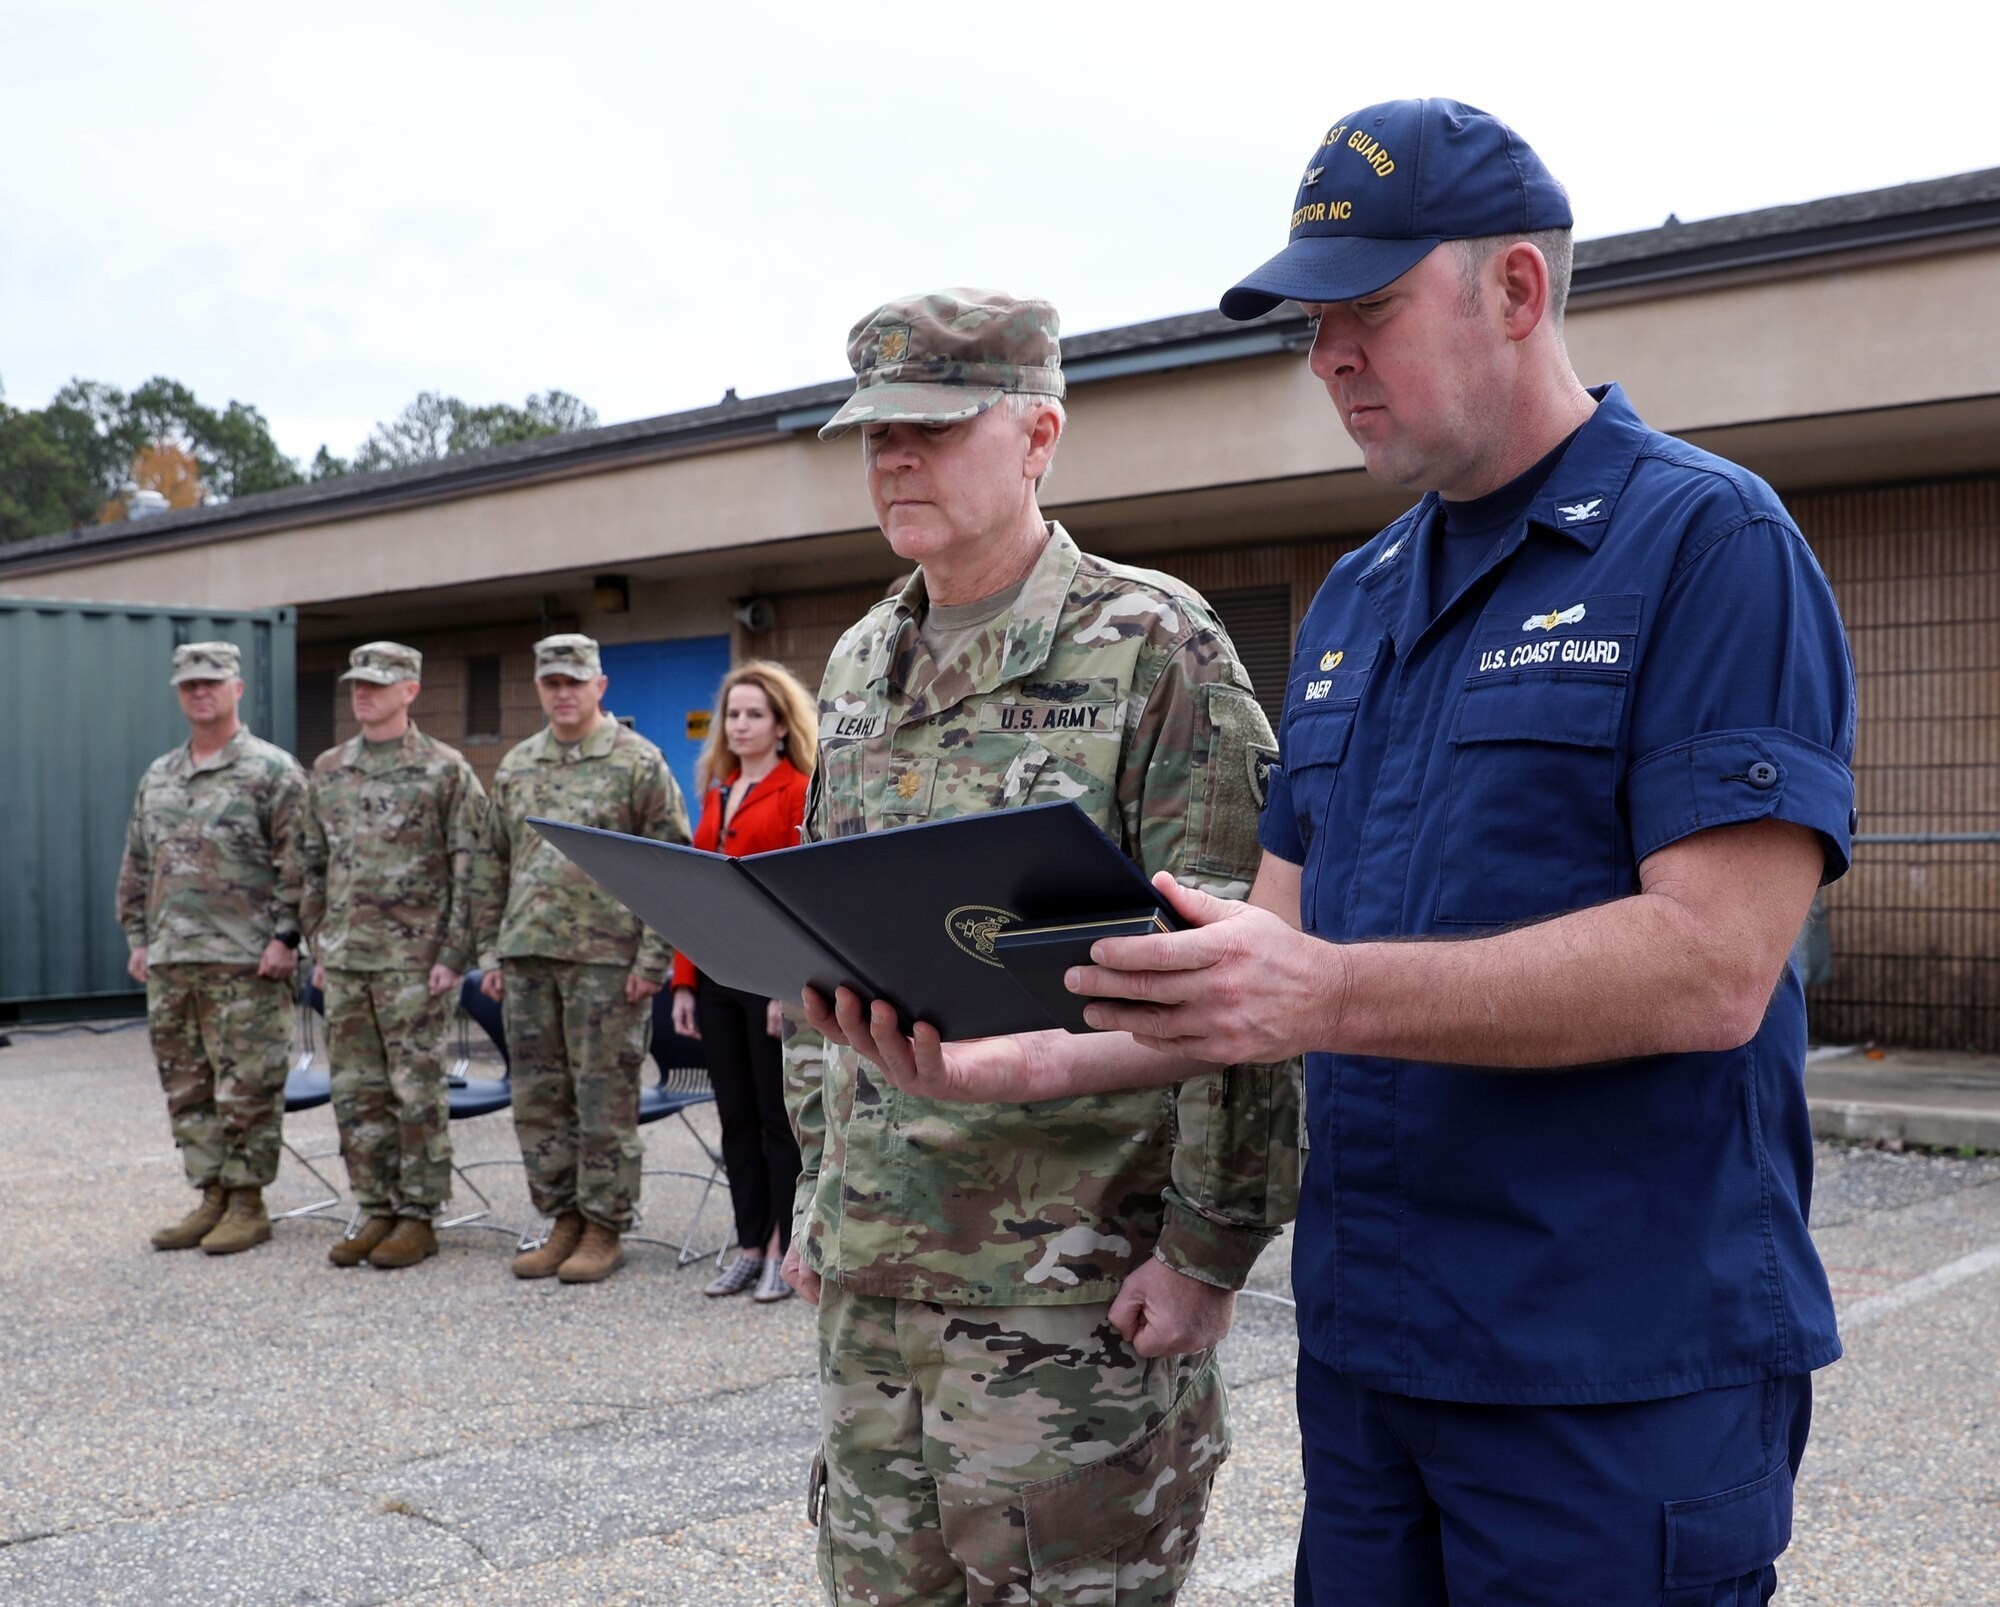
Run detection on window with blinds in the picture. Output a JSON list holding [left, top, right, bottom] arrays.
[[1204, 586, 1293, 728], [295, 671, 336, 761]]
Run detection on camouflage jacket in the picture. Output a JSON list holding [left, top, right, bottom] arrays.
[[785, 524, 1302, 1305], [117, 727, 307, 966], [298, 723, 488, 974], [475, 717, 690, 980]]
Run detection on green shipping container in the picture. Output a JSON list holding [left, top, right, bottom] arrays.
[[0, 598, 297, 1019]]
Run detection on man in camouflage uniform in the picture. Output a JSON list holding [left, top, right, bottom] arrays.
[[119, 641, 307, 1256], [298, 641, 487, 1270], [475, 633, 691, 1284], [784, 289, 1302, 1605]]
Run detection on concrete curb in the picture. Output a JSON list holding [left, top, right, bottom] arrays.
[[1808, 1099, 2000, 1153], [1805, 1046, 2000, 1152]]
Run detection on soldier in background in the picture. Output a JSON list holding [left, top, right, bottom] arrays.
[[475, 633, 690, 1284], [119, 641, 307, 1256], [788, 289, 1301, 1604], [298, 641, 486, 1270]]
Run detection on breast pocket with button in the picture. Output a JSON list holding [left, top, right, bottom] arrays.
[[1436, 672, 1631, 928]]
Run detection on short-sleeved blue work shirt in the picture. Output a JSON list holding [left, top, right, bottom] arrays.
[[1261, 385, 1856, 1405]]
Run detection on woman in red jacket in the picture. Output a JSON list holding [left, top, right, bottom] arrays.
[[669, 660, 816, 1303]]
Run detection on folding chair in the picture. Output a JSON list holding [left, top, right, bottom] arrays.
[[629, 1043, 731, 1268], [274, 994, 346, 1223]]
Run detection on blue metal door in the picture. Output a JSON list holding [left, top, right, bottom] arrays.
[[598, 635, 733, 810]]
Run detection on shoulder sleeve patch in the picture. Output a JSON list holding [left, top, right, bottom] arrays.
[[1191, 682, 1278, 881]]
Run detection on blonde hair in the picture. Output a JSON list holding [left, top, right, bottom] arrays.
[[694, 658, 818, 792]]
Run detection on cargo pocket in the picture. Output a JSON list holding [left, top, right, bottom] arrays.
[[1017, 741, 1114, 818], [1434, 673, 1629, 928], [1663, 1461, 1793, 1601], [1021, 1362, 1229, 1600]]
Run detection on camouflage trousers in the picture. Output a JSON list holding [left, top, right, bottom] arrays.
[[501, 957, 648, 1231], [813, 1285, 1227, 1606], [146, 963, 293, 1190], [323, 967, 454, 1219]]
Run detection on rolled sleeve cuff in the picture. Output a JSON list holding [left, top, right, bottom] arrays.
[[436, 945, 472, 975], [1627, 729, 1855, 882], [1153, 1194, 1278, 1291]]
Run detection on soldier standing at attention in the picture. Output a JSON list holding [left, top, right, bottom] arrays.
[[476, 634, 690, 1284], [298, 642, 487, 1270], [120, 641, 307, 1256], [787, 289, 1301, 1605]]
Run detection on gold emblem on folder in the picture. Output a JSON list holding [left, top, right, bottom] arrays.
[[946, 905, 1019, 968]]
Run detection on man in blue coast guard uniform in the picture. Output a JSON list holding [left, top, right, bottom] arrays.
[[862, 99, 1857, 1603]]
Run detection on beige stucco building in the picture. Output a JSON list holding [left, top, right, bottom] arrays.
[[7, 169, 1998, 1048]]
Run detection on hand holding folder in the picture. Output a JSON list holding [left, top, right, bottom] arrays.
[[529, 801, 1182, 1041]]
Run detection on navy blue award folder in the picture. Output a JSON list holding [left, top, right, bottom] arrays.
[[529, 801, 1181, 1040]]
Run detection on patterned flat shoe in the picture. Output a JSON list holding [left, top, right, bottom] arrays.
[[704, 1251, 763, 1297], [753, 1253, 795, 1303]]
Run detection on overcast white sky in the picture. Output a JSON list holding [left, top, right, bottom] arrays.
[[2, 0, 1992, 468]]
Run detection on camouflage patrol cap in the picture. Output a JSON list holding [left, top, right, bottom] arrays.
[[818, 287, 1065, 441], [533, 632, 602, 680], [170, 641, 241, 684], [339, 640, 423, 685]]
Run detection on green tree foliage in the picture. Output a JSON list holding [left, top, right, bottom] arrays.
[[308, 445, 350, 482], [1, 373, 308, 542], [0, 382, 99, 544], [127, 379, 302, 499], [319, 389, 599, 476], [39, 380, 141, 498], [1, 373, 600, 540]]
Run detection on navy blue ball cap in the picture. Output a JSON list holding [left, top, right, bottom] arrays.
[[1220, 98, 1573, 321]]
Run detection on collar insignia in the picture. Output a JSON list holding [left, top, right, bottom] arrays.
[[1368, 532, 1409, 572]]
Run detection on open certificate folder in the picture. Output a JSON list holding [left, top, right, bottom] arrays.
[[529, 800, 1181, 1041]]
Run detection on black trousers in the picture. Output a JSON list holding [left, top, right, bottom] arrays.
[[695, 976, 801, 1253]]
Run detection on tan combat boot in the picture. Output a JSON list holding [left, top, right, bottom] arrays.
[[328, 1216, 395, 1267], [200, 1187, 272, 1255], [151, 1184, 227, 1251], [557, 1220, 626, 1284], [369, 1218, 438, 1269], [510, 1211, 585, 1279]]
